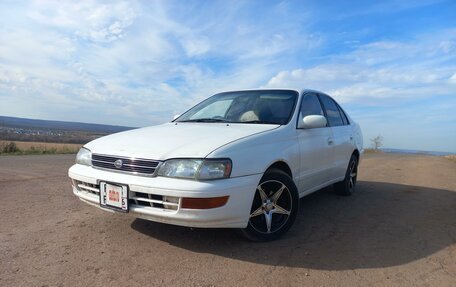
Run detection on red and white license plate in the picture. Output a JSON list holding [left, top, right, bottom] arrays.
[[100, 182, 128, 212]]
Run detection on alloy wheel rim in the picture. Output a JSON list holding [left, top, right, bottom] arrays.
[[249, 180, 292, 234], [348, 160, 357, 191]]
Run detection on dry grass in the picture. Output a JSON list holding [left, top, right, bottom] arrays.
[[364, 148, 383, 154], [444, 155, 456, 163], [0, 140, 81, 155]]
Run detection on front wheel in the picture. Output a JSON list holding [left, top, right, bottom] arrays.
[[241, 169, 299, 241]]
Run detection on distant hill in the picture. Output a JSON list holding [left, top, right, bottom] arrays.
[[0, 116, 134, 133], [380, 148, 454, 156], [0, 115, 136, 144]]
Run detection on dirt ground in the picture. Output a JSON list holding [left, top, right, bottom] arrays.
[[0, 153, 455, 286]]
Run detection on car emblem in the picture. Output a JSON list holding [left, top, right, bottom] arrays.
[[114, 159, 123, 169]]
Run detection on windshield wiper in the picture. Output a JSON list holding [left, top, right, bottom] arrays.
[[179, 118, 229, 123], [239, 120, 279, 125]]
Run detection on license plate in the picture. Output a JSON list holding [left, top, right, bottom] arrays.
[[100, 182, 128, 212]]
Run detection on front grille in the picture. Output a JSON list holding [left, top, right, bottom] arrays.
[[92, 154, 160, 176], [72, 179, 179, 212]]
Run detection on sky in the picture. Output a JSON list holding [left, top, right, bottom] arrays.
[[0, 0, 455, 152]]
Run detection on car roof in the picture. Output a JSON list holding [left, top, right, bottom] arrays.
[[215, 88, 332, 96], [217, 88, 301, 94]]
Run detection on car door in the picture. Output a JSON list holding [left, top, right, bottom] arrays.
[[296, 92, 335, 195], [318, 94, 354, 181]]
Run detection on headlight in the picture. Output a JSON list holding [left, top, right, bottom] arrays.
[[76, 148, 92, 166], [198, 159, 232, 179], [157, 158, 232, 180]]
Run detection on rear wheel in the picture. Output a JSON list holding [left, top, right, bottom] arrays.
[[335, 154, 358, 196], [241, 169, 299, 241]]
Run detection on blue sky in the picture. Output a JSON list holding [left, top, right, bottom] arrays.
[[0, 0, 455, 152]]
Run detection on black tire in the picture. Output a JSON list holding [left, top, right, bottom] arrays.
[[335, 154, 358, 196], [241, 169, 299, 241]]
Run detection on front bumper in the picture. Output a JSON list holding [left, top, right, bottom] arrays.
[[68, 164, 262, 228]]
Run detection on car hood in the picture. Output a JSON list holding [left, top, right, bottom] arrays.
[[84, 122, 279, 160]]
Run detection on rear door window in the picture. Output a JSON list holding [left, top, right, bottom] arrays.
[[319, 95, 344, 127], [337, 105, 350, 125]]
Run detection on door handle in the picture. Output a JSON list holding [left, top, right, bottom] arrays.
[[327, 138, 334, 145], [350, 135, 353, 141]]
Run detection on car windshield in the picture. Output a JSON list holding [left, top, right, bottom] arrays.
[[175, 90, 298, 125]]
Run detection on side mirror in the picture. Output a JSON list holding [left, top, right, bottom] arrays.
[[173, 114, 180, 121], [300, 115, 327, 129]]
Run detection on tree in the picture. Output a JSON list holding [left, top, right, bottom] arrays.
[[370, 135, 383, 150]]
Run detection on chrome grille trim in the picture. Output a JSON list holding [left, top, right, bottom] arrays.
[[91, 154, 162, 177], [129, 191, 179, 211], [130, 196, 179, 207], [77, 184, 99, 194], [73, 180, 100, 196]]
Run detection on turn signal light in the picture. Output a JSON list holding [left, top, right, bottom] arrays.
[[181, 196, 229, 209]]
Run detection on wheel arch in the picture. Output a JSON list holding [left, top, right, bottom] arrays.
[[352, 149, 360, 159], [265, 161, 293, 178]]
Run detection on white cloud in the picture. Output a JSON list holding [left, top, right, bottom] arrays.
[[265, 31, 456, 105], [449, 72, 456, 84], [27, 0, 137, 42]]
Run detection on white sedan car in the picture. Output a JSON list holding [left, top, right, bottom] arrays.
[[69, 89, 363, 241]]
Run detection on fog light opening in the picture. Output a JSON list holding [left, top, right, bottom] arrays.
[[162, 196, 179, 210]]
